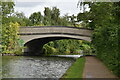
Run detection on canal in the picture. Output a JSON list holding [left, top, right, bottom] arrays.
[[2, 56, 75, 78]]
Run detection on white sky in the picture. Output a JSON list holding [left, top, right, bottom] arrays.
[[14, 0, 81, 18]]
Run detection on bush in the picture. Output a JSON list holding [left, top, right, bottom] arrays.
[[43, 44, 57, 55], [92, 24, 119, 76]]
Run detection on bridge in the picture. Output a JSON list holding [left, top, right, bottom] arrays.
[[19, 26, 92, 55]]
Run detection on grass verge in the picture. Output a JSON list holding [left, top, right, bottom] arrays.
[[61, 57, 85, 78]]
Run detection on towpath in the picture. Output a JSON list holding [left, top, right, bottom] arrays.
[[83, 56, 118, 78]]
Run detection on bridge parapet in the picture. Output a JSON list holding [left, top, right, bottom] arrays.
[[19, 26, 92, 37]]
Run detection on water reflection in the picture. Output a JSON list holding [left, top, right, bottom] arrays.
[[2, 56, 75, 78]]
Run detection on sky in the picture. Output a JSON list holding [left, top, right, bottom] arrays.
[[14, 0, 82, 18]]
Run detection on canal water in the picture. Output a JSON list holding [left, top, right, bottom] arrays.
[[2, 56, 75, 78]]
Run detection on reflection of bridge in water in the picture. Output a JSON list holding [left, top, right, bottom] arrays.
[[19, 26, 93, 55]]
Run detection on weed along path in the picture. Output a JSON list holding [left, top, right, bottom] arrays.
[[83, 56, 118, 78]]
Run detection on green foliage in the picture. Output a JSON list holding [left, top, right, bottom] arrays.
[[28, 7, 73, 26], [43, 39, 92, 55], [62, 57, 85, 78], [9, 12, 31, 26], [28, 7, 72, 26], [77, 12, 89, 22], [58, 14, 71, 26], [1, 1, 15, 17], [43, 7, 52, 25], [1, 1, 26, 55], [51, 7, 60, 25], [92, 3, 119, 76], [29, 12, 43, 25], [1, 1, 30, 26], [1, 1, 15, 24], [78, 1, 120, 76], [2, 22, 23, 54], [43, 7, 60, 26], [43, 44, 57, 55]]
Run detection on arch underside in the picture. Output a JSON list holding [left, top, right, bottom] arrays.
[[22, 34, 91, 56], [21, 34, 91, 43]]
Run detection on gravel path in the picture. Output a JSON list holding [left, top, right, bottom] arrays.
[[83, 56, 118, 78]]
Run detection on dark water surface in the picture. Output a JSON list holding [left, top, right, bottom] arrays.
[[2, 56, 75, 78]]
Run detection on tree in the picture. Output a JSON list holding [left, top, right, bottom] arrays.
[[77, 1, 120, 76], [43, 7, 60, 26], [69, 14, 77, 26], [2, 22, 20, 54], [1, 1, 15, 24], [43, 7, 52, 25], [8, 12, 31, 26], [29, 12, 43, 25], [14, 12, 25, 19], [51, 7, 60, 25], [57, 14, 71, 26], [1, 1, 24, 54]]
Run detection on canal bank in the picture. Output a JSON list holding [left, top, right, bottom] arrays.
[[61, 57, 85, 78], [51, 55, 83, 59]]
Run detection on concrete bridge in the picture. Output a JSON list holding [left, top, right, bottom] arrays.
[[19, 26, 92, 55]]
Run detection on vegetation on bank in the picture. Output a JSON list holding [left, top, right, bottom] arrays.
[[61, 57, 85, 78], [1, 2, 24, 55], [77, 1, 120, 77], [92, 3, 120, 77], [43, 40, 92, 56], [2, 22, 23, 55]]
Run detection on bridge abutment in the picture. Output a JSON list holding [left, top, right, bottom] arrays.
[[24, 39, 46, 56], [24, 46, 44, 56]]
